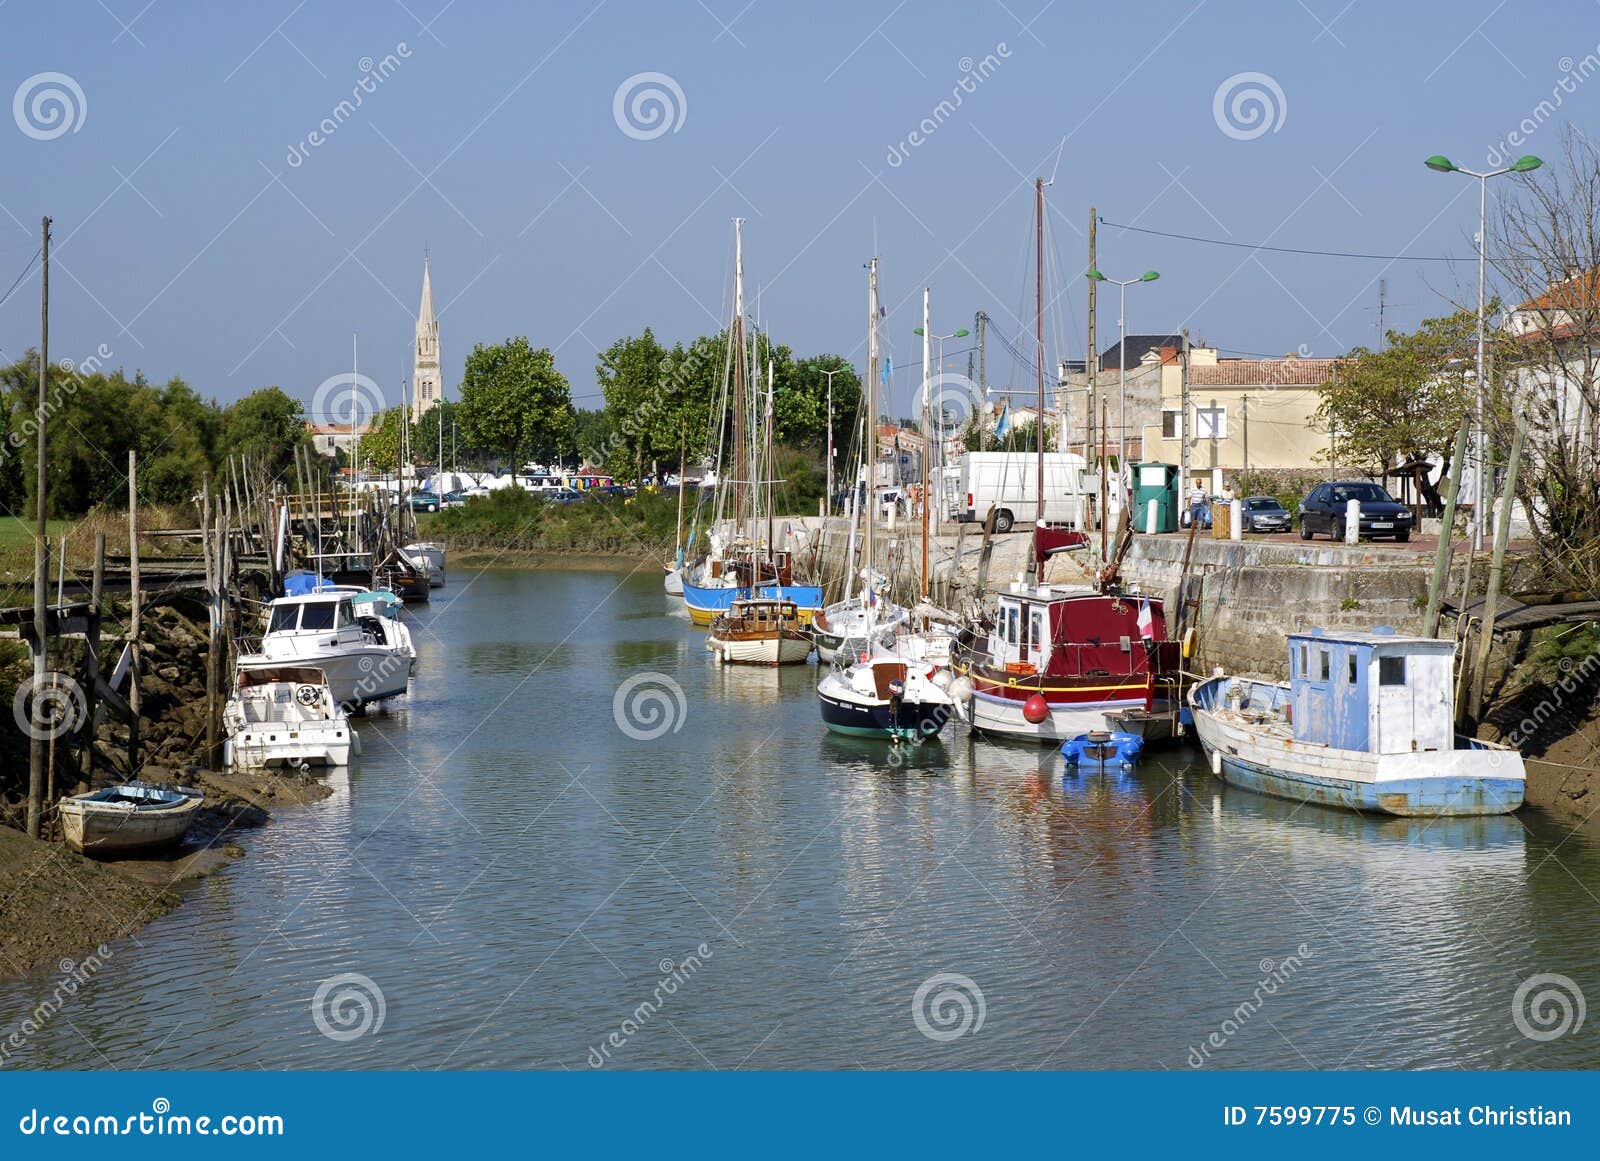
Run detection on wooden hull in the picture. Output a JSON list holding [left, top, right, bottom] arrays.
[[683, 579, 821, 626], [1189, 676, 1525, 817], [59, 791, 203, 855], [708, 630, 812, 666], [958, 665, 1151, 742]]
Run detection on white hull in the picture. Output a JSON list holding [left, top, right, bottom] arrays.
[[403, 543, 446, 587], [708, 633, 812, 666], [225, 723, 358, 769], [967, 688, 1146, 742], [664, 566, 684, 596], [1189, 676, 1525, 816], [238, 646, 409, 706]]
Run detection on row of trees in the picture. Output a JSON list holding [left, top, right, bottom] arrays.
[[0, 359, 309, 518], [357, 330, 864, 483]]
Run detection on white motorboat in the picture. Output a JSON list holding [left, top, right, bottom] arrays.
[[817, 653, 956, 741], [237, 592, 413, 708], [403, 541, 446, 587], [224, 665, 361, 769]]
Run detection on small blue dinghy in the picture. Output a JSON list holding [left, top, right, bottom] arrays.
[[1061, 730, 1145, 768]]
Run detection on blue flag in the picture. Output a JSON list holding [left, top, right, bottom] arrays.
[[882, 356, 892, 386], [994, 398, 1011, 439]]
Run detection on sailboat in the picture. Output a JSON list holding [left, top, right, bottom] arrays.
[[681, 220, 824, 626], [817, 258, 955, 741], [811, 417, 907, 661], [948, 179, 1182, 741]]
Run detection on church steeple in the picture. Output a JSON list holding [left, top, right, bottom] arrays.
[[413, 251, 441, 420]]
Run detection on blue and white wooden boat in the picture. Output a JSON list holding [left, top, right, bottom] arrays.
[[681, 574, 823, 627], [1188, 627, 1524, 817]]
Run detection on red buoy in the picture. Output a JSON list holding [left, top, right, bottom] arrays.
[[1022, 693, 1050, 724]]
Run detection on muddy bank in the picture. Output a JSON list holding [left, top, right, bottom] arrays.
[[1481, 666, 1600, 821], [0, 763, 332, 983], [451, 548, 658, 571]]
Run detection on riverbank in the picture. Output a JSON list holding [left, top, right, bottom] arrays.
[[418, 488, 677, 563]]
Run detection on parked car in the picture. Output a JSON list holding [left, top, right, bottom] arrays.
[[464, 486, 490, 499], [441, 491, 467, 509], [546, 488, 583, 504], [1298, 480, 1413, 542], [1239, 495, 1291, 533], [409, 491, 441, 513], [584, 484, 635, 501]]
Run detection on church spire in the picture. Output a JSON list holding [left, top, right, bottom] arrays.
[[412, 251, 441, 419]]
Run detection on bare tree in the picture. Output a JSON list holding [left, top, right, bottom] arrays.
[[1489, 126, 1600, 591]]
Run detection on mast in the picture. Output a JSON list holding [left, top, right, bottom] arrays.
[[675, 419, 687, 567], [732, 219, 747, 547], [766, 355, 776, 570], [865, 257, 879, 626], [1034, 178, 1046, 587], [921, 286, 931, 601]]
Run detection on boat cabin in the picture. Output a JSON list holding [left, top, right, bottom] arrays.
[[720, 599, 800, 630], [985, 584, 1168, 678], [1287, 628, 1455, 754], [267, 595, 359, 635]]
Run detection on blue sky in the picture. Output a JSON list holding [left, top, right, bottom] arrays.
[[0, 0, 1596, 420]]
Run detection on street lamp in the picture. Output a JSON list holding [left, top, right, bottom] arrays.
[[913, 324, 970, 466], [1086, 267, 1160, 482], [1425, 152, 1542, 550]]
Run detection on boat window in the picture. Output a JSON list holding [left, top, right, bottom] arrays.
[[299, 602, 338, 631], [1379, 656, 1406, 686], [1318, 650, 1330, 681], [337, 599, 356, 627], [268, 604, 299, 633], [1020, 608, 1032, 648], [1298, 643, 1307, 676], [1006, 606, 1020, 646], [1031, 610, 1047, 652], [1347, 654, 1357, 684]]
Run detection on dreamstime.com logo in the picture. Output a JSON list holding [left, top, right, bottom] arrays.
[[11, 671, 88, 742], [1212, 72, 1286, 141], [612, 671, 687, 740], [912, 972, 986, 1042], [613, 72, 686, 140], [13, 72, 86, 141], [310, 371, 386, 430], [1512, 972, 1586, 1042], [310, 972, 386, 1042]]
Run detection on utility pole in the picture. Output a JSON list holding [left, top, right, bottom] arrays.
[[27, 216, 51, 839], [1242, 393, 1250, 471], [1086, 206, 1098, 465], [1179, 328, 1191, 493], [976, 311, 988, 451], [820, 367, 846, 516]]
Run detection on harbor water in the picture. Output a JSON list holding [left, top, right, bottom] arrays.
[[4, 566, 1599, 1070]]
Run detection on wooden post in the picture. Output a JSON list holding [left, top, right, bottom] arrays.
[[1467, 415, 1527, 720], [27, 216, 52, 838], [128, 451, 142, 773], [80, 533, 104, 785], [202, 479, 219, 770], [1424, 416, 1471, 637]]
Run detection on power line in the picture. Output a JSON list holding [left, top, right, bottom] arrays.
[[1098, 218, 1464, 263], [0, 246, 41, 312]]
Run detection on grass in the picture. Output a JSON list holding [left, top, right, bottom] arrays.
[[419, 487, 685, 561]]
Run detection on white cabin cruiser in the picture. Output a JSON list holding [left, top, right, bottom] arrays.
[[224, 665, 361, 769], [238, 593, 413, 708]]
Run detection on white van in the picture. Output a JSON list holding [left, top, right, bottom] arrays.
[[954, 452, 1092, 532]]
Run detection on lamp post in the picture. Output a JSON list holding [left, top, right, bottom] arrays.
[[1425, 152, 1542, 550], [913, 318, 970, 516], [1086, 268, 1160, 479]]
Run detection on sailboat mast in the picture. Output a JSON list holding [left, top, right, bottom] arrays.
[[675, 419, 687, 566], [732, 219, 747, 547], [921, 286, 931, 602], [865, 258, 879, 626], [766, 356, 776, 569], [1034, 177, 1046, 587]]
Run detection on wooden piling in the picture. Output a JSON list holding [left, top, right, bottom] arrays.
[[128, 450, 142, 773], [1467, 415, 1528, 721], [1424, 416, 1471, 637], [81, 532, 104, 784]]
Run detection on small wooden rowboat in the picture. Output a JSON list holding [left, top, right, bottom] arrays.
[[58, 782, 204, 856]]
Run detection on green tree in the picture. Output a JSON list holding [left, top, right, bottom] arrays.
[[594, 328, 668, 479], [219, 386, 309, 482], [1314, 310, 1478, 506], [779, 354, 860, 453], [362, 407, 406, 473], [457, 338, 576, 468], [411, 399, 458, 467]]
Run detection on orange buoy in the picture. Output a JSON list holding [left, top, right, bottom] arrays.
[[1022, 693, 1050, 724]]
